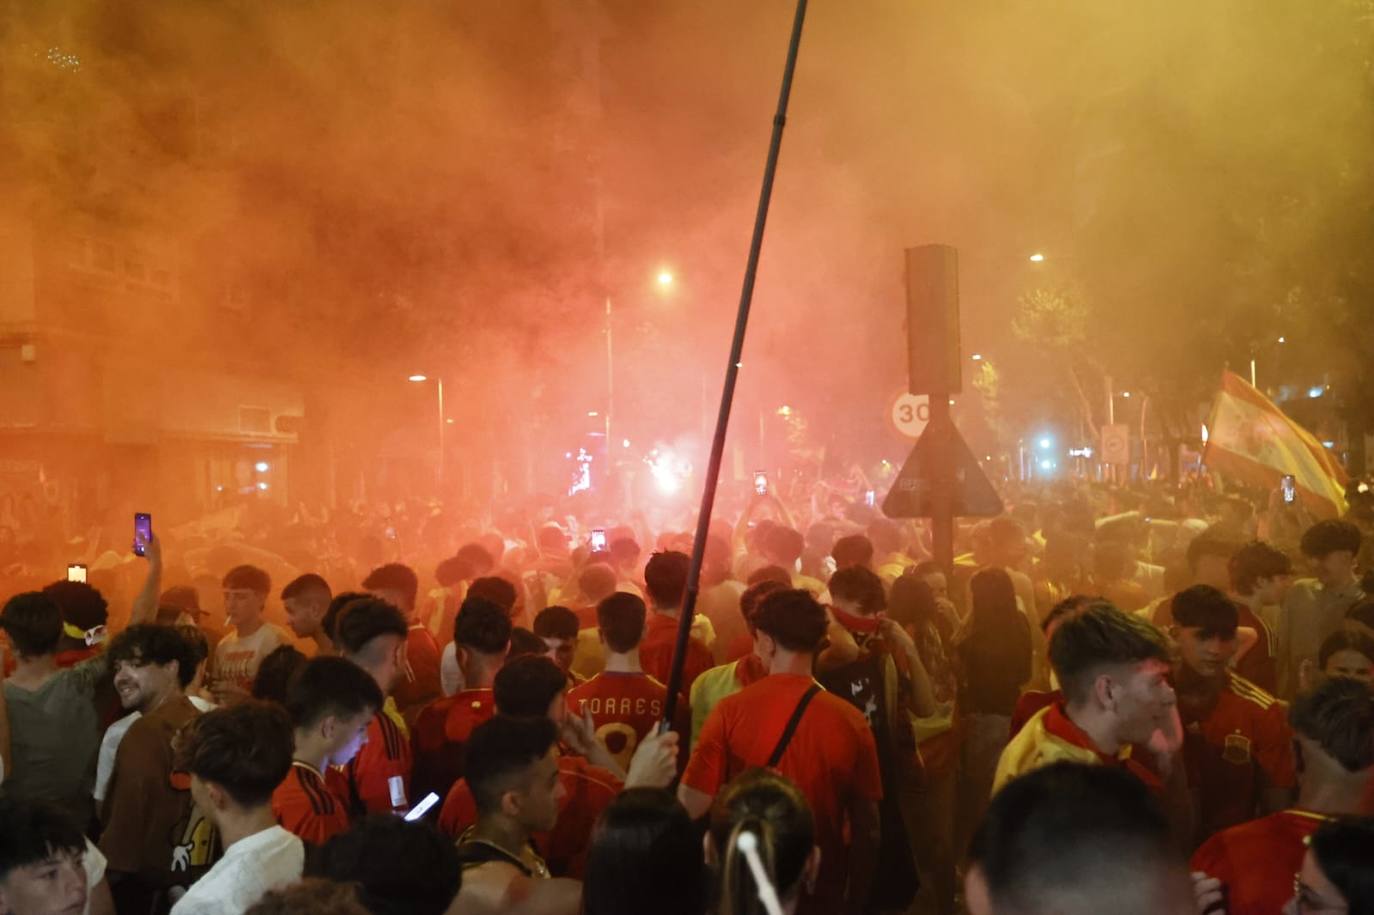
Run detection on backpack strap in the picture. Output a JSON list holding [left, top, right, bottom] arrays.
[[767, 684, 822, 768]]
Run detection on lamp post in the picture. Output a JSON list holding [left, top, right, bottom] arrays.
[[408, 374, 445, 486], [604, 267, 675, 477]]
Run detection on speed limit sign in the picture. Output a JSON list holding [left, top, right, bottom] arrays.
[[890, 393, 930, 440]]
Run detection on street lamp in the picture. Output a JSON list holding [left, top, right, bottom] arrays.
[[1028, 252, 1046, 263], [605, 266, 678, 480], [408, 373, 446, 485]]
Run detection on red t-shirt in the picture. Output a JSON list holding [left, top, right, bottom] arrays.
[[683, 673, 883, 912], [567, 671, 691, 771], [724, 632, 754, 663], [410, 689, 496, 801], [438, 753, 621, 877], [639, 613, 714, 695], [1233, 604, 1278, 695], [393, 625, 442, 721], [273, 762, 351, 845], [1180, 672, 1296, 842], [1190, 810, 1331, 915], [342, 710, 413, 817]]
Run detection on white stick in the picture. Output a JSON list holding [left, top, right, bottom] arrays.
[[735, 831, 784, 915]]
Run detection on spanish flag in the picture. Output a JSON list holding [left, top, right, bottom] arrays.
[[1203, 372, 1348, 518]]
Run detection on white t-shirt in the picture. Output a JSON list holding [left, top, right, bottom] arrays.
[[440, 641, 464, 697], [213, 625, 289, 693], [94, 696, 215, 804], [81, 839, 106, 915], [169, 825, 303, 915]]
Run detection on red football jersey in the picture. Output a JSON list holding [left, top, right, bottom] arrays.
[[438, 753, 621, 878], [1191, 809, 1330, 915], [1233, 603, 1278, 695], [410, 689, 495, 801], [342, 709, 413, 817], [567, 672, 688, 771], [273, 762, 351, 845], [393, 625, 442, 722], [684, 673, 883, 914], [639, 613, 713, 695], [1180, 672, 1296, 842]]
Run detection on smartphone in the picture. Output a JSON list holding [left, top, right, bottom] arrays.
[[133, 513, 153, 556], [590, 528, 608, 551], [1281, 475, 1296, 505], [404, 792, 440, 822], [66, 563, 87, 583], [754, 471, 769, 496], [865, 489, 876, 508]]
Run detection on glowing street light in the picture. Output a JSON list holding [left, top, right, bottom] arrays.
[[1037, 435, 1053, 450], [1028, 253, 1046, 263], [656, 269, 675, 288], [971, 353, 983, 361], [254, 461, 270, 473], [406, 373, 446, 485]]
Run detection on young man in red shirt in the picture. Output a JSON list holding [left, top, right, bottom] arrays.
[[533, 606, 583, 683], [1170, 584, 1296, 843], [679, 589, 883, 915], [439, 655, 678, 877], [637, 551, 714, 694], [411, 597, 509, 801], [687, 579, 784, 751], [273, 656, 382, 845], [333, 597, 413, 817], [363, 563, 441, 723], [1191, 677, 1373, 915], [567, 592, 688, 771]]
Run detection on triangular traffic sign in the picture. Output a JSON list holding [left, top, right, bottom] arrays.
[[882, 417, 1004, 518]]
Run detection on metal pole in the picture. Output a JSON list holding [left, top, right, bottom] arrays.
[[929, 393, 954, 574], [662, 0, 810, 728], [606, 296, 614, 457], [436, 377, 446, 486]]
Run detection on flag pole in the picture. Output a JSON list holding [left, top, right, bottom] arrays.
[[661, 0, 811, 729]]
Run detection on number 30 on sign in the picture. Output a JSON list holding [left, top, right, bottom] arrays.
[[890, 393, 930, 440]]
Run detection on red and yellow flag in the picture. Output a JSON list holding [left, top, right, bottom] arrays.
[[1203, 372, 1348, 518]]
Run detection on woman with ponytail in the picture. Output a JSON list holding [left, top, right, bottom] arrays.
[[707, 769, 820, 915]]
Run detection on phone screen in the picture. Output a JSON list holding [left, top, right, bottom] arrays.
[[754, 471, 768, 496], [133, 513, 153, 556], [404, 792, 440, 822], [1281, 475, 1296, 504], [67, 564, 87, 583], [590, 529, 607, 551]]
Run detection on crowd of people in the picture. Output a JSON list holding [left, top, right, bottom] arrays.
[[1, 475, 1373, 915]]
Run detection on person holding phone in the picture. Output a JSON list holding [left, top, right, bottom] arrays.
[[272, 657, 382, 846], [0, 539, 161, 829]]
